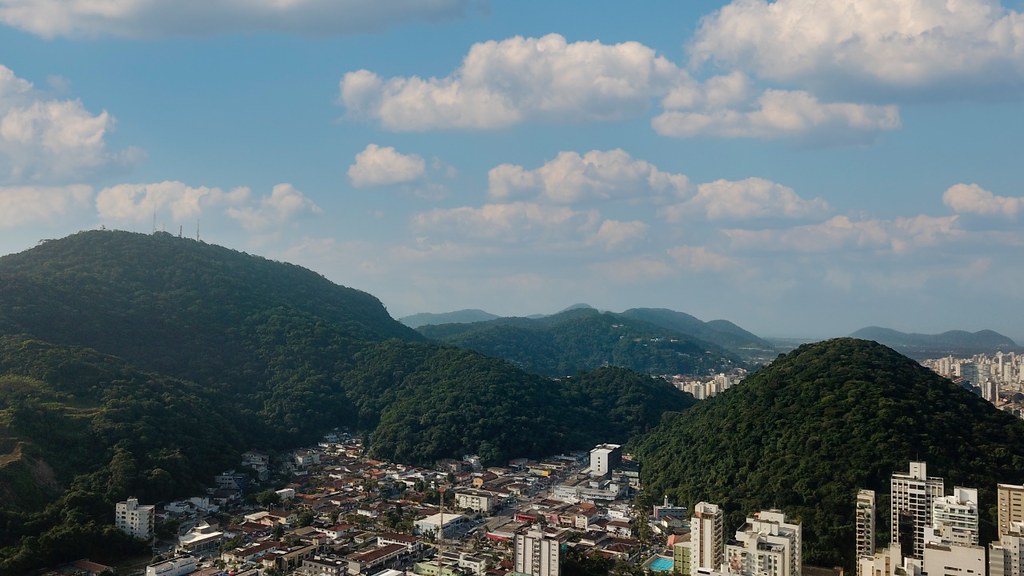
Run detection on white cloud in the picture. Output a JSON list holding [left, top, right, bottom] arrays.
[[653, 89, 900, 140], [0, 184, 92, 228], [724, 214, 962, 254], [413, 201, 597, 243], [0, 64, 139, 184], [348, 144, 426, 188], [588, 219, 648, 251], [0, 0, 478, 38], [660, 177, 830, 221], [226, 183, 322, 231], [96, 181, 250, 222], [691, 0, 1024, 96], [943, 183, 1024, 217], [488, 149, 690, 204], [666, 245, 738, 272], [340, 33, 684, 130]]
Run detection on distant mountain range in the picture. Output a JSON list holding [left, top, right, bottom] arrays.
[[410, 305, 776, 369], [399, 309, 501, 328], [850, 326, 1020, 359]]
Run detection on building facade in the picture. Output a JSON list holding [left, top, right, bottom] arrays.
[[115, 497, 155, 541], [692, 502, 725, 575], [999, 484, 1024, 539], [725, 510, 801, 576], [514, 530, 560, 576], [891, 462, 944, 559], [857, 489, 877, 575], [932, 487, 979, 546]]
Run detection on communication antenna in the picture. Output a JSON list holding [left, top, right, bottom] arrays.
[[179, 225, 183, 239], [152, 211, 156, 234], [196, 219, 200, 242]]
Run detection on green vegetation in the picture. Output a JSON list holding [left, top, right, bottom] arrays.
[[417, 307, 744, 377], [0, 230, 693, 572], [635, 338, 1024, 569], [619, 308, 776, 363]]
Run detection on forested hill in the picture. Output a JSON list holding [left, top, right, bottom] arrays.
[[0, 230, 419, 379], [417, 307, 745, 377], [619, 308, 775, 363], [0, 231, 699, 573], [635, 338, 1024, 569]]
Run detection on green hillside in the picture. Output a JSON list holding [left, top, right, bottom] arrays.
[[620, 308, 775, 362], [635, 338, 1024, 568], [0, 230, 696, 572], [417, 307, 744, 377]]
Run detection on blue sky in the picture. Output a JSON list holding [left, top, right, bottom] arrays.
[[1, 0, 1023, 340]]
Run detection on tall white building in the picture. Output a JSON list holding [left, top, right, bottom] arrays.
[[857, 489, 877, 575], [725, 510, 801, 576], [891, 462, 944, 559], [990, 521, 1024, 576], [931, 487, 979, 546], [514, 530, 560, 576], [115, 497, 155, 541], [999, 484, 1024, 538], [692, 501, 725, 575], [588, 444, 621, 478]]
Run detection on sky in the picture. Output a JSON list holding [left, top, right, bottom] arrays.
[[0, 0, 1023, 340]]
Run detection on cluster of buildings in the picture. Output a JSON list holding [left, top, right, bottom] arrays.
[[640, 501, 804, 576], [922, 353, 1024, 410], [856, 461, 1024, 576], [112, 437, 652, 576], [670, 370, 747, 400]]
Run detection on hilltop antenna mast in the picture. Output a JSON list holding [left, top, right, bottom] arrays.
[[152, 211, 156, 234], [179, 225, 183, 239], [196, 219, 200, 242]]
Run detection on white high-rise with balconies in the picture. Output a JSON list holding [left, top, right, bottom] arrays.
[[691, 501, 725, 575], [932, 487, 979, 546], [990, 521, 1024, 576], [725, 509, 801, 576], [115, 497, 155, 541], [857, 489, 877, 575], [515, 529, 560, 576], [891, 461, 944, 559]]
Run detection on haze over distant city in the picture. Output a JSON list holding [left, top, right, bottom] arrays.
[[1, 0, 1022, 340]]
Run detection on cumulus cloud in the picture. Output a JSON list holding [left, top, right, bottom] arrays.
[[340, 33, 684, 131], [0, 64, 139, 184], [0, 184, 92, 228], [943, 183, 1024, 217], [413, 202, 598, 243], [96, 181, 249, 222], [226, 183, 322, 231], [724, 214, 962, 254], [691, 0, 1024, 96], [489, 149, 690, 204], [660, 177, 829, 221], [653, 89, 900, 140], [348, 144, 426, 188], [0, 0, 478, 38]]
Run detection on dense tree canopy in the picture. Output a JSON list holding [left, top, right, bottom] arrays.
[[417, 307, 745, 377]]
